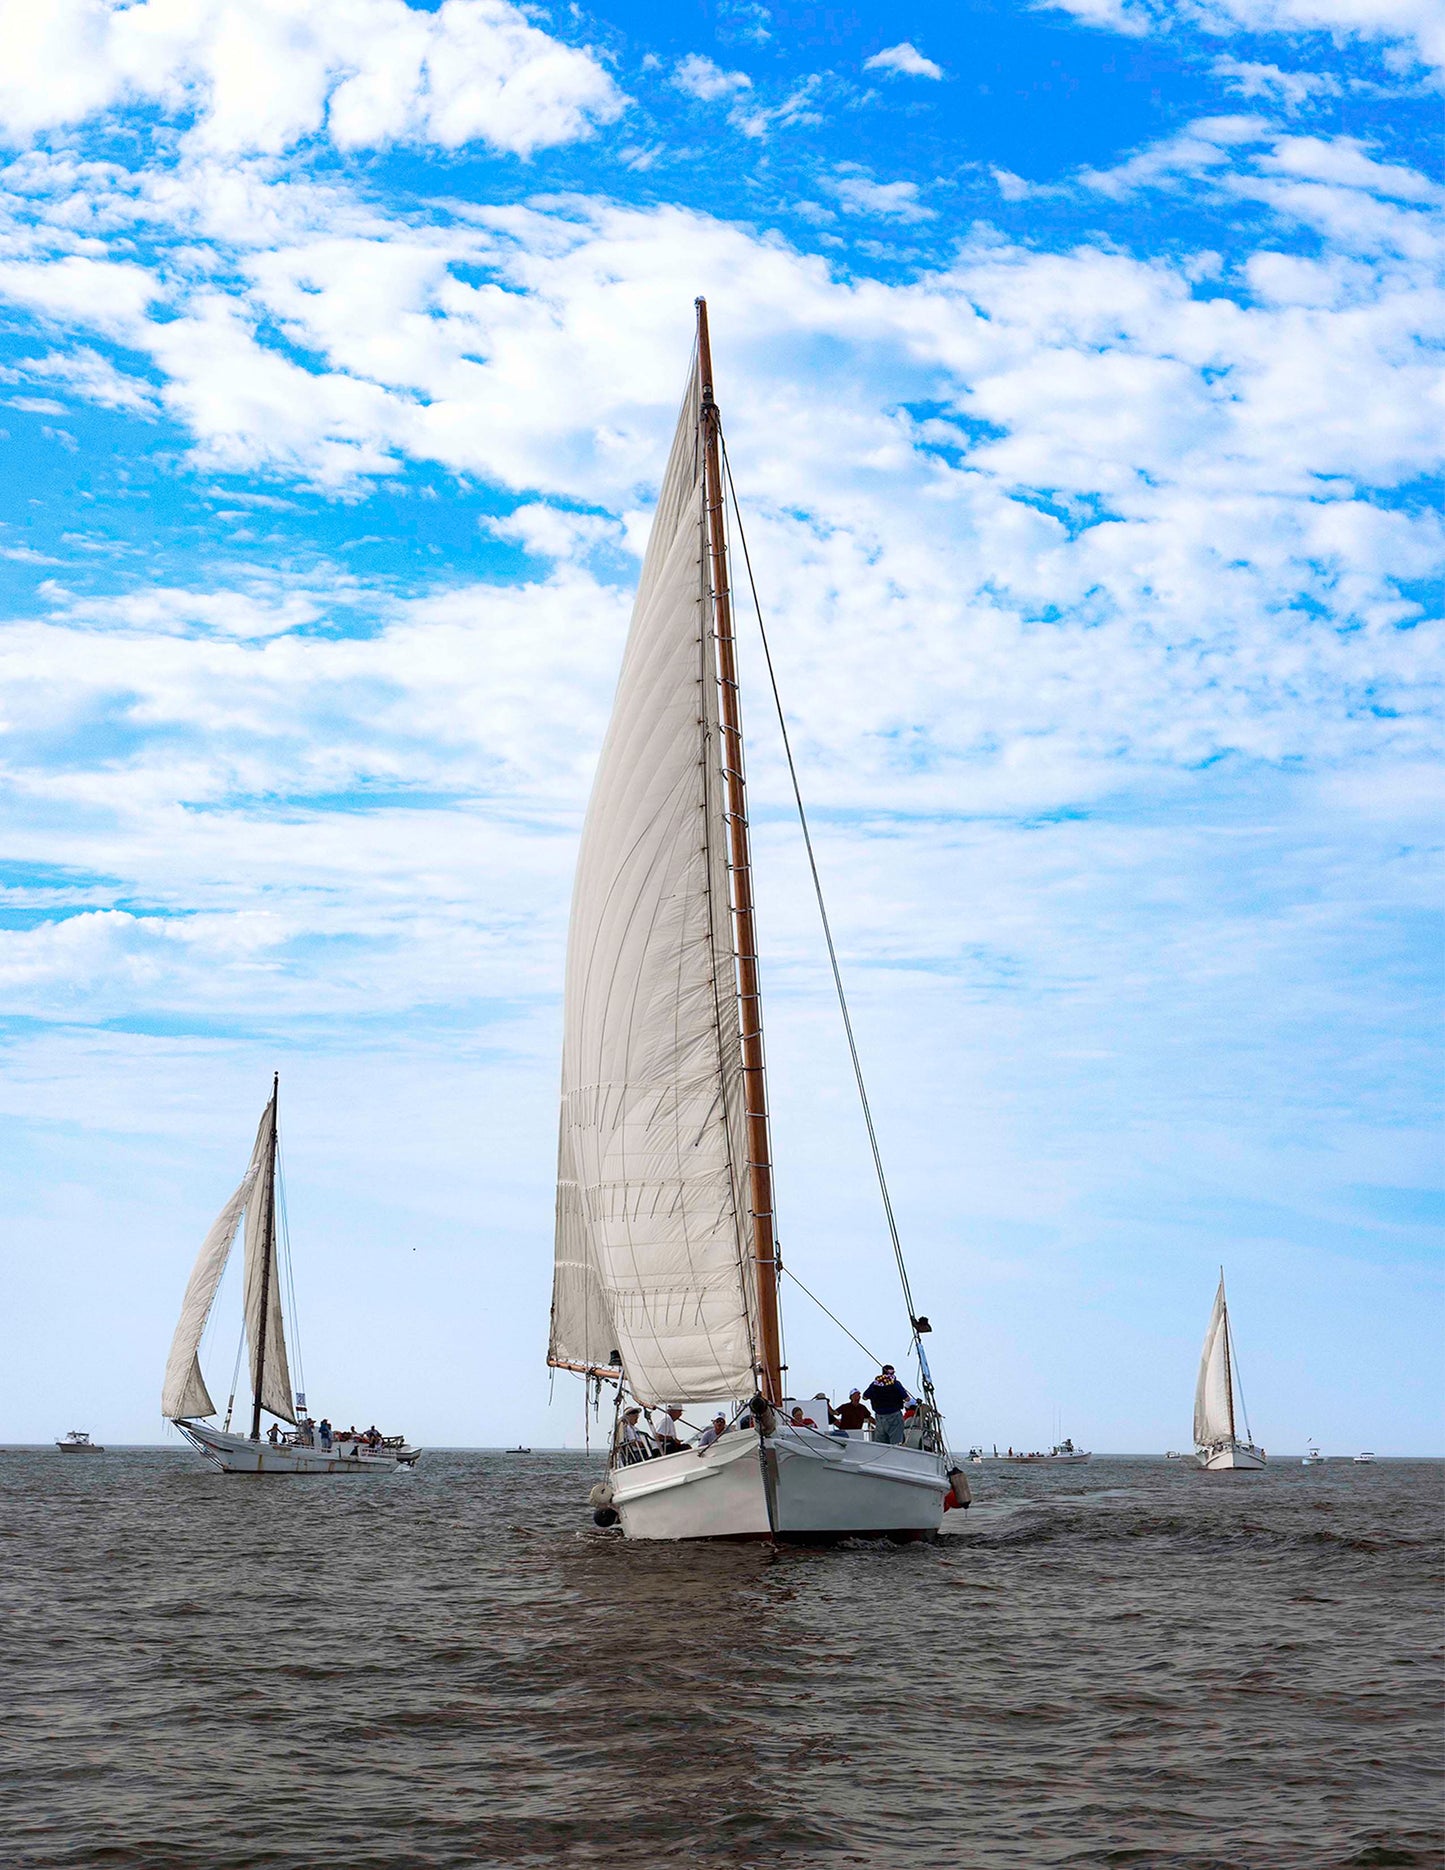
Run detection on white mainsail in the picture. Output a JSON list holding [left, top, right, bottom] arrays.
[[161, 1104, 271, 1420], [1193, 1274, 1235, 1446], [550, 356, 757, 1406], [241, 1094, 296, 1424]]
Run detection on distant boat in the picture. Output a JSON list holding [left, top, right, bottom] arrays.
[[1193, 1270, 1266, 1470], [162, 1075, 420, 1475], [506, 1446, 532, 1454], [1301, 1443, 1324, 1467], [1352, 1451, 1376, 1464], [56, 1430, 103, 1454], [1008, 1438, 1091, 1464]]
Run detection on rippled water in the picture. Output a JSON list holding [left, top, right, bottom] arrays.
[[2, 1447, 1440, 1868]]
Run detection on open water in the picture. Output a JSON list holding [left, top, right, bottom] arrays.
[[1, 1448, 1440, 1870]]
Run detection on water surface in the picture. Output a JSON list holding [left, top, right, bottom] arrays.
[[2, 1448, 1440, 1868]]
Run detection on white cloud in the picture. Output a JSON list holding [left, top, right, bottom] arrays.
[[864, 42, 945, 80], [5, 345, 160, 413], [1212, 57, 1342, 110], [486, 502, 623, 558], [672, 53, 752, 101], [1042, 0, 1444, 82], [0, 0, 626, 157], [829, 169, 935, 220], [991, 167, 1037, 202], [728, 74, 823, 139]]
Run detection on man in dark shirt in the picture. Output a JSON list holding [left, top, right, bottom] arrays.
[[862, 1366, 914, 1445], [829, 1389, 874, 1432]]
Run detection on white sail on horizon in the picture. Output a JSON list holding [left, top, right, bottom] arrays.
[[160, 1102, 271, 1420], [1194, 1274, 1235, 1447], [549, 354, 759, 1406]]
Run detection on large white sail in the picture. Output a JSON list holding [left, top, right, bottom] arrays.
[[550, 357, 757, 1406], [1193, 1275, 1234, 1445], [161, 1105, 271, 1420], [242, 1094, 296, 1423]]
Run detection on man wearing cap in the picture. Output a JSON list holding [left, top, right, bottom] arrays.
[[651, 1405, 686, 1454], [863, 1366, 914, 1446], [616, 1406, 651, 1463], [696, 1413, 729, 1449], [829, 1389, 875, 1433]]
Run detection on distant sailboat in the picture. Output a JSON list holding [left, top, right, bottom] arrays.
[[1193, 1270, 1266, 1471], [548, 301, 964, 1541], [162, 1076, 419, 1474]]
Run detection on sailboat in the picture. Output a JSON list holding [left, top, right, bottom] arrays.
[[1193, 1270, 1266, 1471], [548, 301, 966, 1541], [162, 1076, 420, 1474]]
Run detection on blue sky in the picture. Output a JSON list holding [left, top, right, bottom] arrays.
[[0, 0, 1440, 1451]]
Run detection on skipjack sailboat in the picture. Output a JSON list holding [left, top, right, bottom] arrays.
[[1193, 1270, 1265, 1471], [162, 1076, 420, 1474], [549, 301, 967, 1540]]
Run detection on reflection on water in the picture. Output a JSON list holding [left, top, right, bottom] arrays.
[[2, 1448, 1440, 1868]]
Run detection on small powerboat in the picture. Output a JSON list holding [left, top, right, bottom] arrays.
[[56, 1430, 104, 1453], [1352, 1451, 1375, 1464], [1009, 1438, 1091, 1464]]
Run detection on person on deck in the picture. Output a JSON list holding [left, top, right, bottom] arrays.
[[617, 1406, 650, 1463], [652, 1406, 686, 1453], [829, 1389, 875, 1433], [318, 1418, 333, 1450], [267, 1423, 281, 1445], [863, 1366, 915, 1446], [696, 1413, 729, 1448]]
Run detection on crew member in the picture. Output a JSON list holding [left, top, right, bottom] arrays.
[[696, 1413, 729, 1448], [652, 1406, 686, 1453], [829, 1389, 874, 1432], [863, 1365, 914, 1445]]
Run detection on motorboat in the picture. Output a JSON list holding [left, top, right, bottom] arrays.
[[1301, 1443, 1324, 1466], [56, 1430, 104, 1453]]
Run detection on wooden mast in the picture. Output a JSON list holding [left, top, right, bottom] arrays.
[[250, 1073, 280, 1441], [696, 297, 784, 1405]]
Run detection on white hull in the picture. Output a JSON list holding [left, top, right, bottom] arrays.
[[608, 1427, 952, 1541], [175, 1421, 420, 1475], [1197, 1439, 1266, 1471]]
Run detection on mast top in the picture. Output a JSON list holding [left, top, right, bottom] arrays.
[[695, 297, 717, 407]]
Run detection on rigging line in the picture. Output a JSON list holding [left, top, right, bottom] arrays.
[[780, 1263, 883, 1370], [1228, 1316, 1253, 1444], [720, 436, 925, 1342]]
